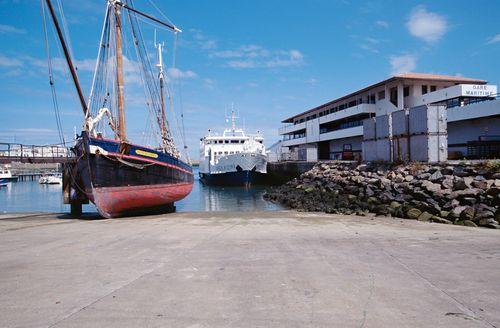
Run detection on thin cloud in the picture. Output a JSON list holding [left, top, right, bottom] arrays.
[[211, 45, 270, 59], [486, 34, 500, 45], [189, 28, 217, 50], [24, 55, 96, 74], [0, 54, 22, 67], [375, 20, 389, 28], [390, 54, 417, 75], [167, 67, 197, 79], [0, 24, 26, 34], [406, 6, 448, 43], [215, 45, 304, 69]]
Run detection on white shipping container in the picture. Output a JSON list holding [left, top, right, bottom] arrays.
[[392, 110, 409, 136], [392, 136, 410, 162], [376, 115, 392, 139], [409, 105, 447, 135], [363, 118, 376, 140], [362, 140, 377, 162], [410, 134, 448, 162], [376, 138, 392, 162]]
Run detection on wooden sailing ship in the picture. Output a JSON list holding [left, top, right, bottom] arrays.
[[44, 0, 193, 218]]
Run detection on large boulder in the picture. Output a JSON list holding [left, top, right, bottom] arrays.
[[406, 208, 422, 220], [429, 170, 443, 182], [422, 180, 441, 194], [459, 206, 475, 220], [417, 211, 433, 222]]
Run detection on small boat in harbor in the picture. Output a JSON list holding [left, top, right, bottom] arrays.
[[39, 173, 62, 185], [0, 178, 7, 187], [42, 0, 193, 217], [0, 165, 18, 182], [199, 110, 267, 186]]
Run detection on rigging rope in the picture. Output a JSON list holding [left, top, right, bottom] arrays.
[[41, 0, 65, 146], [168, 31, 190, 163], [55, 0, 75, 66]]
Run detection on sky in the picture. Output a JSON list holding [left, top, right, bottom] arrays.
[[0, 0, 499, 159]]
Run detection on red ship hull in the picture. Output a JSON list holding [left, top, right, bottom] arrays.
[[92, 182, 193, 218], [67, 132, 194, 218]]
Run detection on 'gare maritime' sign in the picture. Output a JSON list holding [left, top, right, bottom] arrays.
[[462, 84, 497, 97]]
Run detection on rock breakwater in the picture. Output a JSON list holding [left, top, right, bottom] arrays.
[[264, 162, 500, 228]]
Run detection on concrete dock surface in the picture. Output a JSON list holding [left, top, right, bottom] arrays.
[[0, 211, 499, 327]]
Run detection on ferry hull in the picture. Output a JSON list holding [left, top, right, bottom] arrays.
[[199, 170, 266, 186], [70, 132, 194, 218]]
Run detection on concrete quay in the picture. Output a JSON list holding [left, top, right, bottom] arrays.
[[0, 211, 499, 327]]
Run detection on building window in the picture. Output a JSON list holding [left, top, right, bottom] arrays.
[[390, 87, 398, 107], [403, 86, 410, 97], [378, 90, 385, 100], [422, 85, 428, 94], [430, 85, 437, 92]]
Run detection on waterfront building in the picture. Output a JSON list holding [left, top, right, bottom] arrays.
[[279, 73, 499, 161]]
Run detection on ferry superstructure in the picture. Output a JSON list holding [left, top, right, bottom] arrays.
[[199, 111, 267, 186]]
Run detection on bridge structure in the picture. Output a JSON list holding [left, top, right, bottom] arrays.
[[0, 142, 74, 164]]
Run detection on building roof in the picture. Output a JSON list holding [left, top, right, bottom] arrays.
[[282, 73, 487, 123]]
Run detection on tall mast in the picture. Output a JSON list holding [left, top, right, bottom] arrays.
[[155, 39, 168, 149], [231, 103, 236, 132], [44, 0, 88, 115], [114, 4, 126, 140]]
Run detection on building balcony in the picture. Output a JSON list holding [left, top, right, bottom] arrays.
[[282, 136, 306, 147], [279, 121, 306, 135], [319, 125, 363, 142], [448, 98, 500, 122], [319, 103, 376, 125]]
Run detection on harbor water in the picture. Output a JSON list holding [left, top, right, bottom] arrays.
[[0, 168, 282, 214]]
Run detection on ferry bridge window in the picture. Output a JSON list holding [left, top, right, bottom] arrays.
[[224, 140, 229, 144], [370, 94, 376, 104], [230, 140, 238, 143], [404, 86, 410, 97], [430, 85, 437, 92], [422, 85, 428, 94]]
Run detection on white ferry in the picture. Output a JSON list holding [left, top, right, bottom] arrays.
[[199, 111, 267, 186]]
